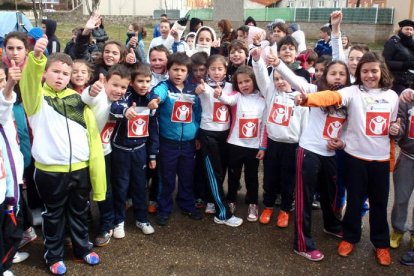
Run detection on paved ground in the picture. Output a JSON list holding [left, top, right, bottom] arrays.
[[10, 176, 414, 276]]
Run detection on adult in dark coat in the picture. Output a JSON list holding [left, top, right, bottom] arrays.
[[383, 19, 414, 94]]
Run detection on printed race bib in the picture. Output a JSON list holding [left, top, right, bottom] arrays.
[[267, 103, 292, 126], [128, 107, 150, 138], [322, 115, 346, 139], [239, 118, 259, 139], [0, 150, 5, 180], [213, 102, 230, 123], [171, 100, 192, 123], [365, 112, 389, 136], [100, 121, 116, 144], [364, 101, 391, 137]]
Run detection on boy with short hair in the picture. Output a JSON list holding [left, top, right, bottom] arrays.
[[148, 53, 202, 226], [81, 64, 131, 246], [314, 26, 332, 57], [147, 19, 174, 62], [19, 37, 106, 275], [110, 63, 159, 236]]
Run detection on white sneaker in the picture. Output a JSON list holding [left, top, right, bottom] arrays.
[[12, 251, 29, 263], [136, 221, 155, 235], [247, 204, 258, 222], [19, 227, 37, 249], [113, 222, 125, 239], [3, 270, 14, 276], [214, 215, 243, 227], [205, 203, 216, 214]]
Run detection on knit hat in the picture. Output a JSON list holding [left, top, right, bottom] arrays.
[[288, 23, 299, 33], [399, 19, 414, 28], [28, 27, 44, 40], [245, 16, 257, 26]]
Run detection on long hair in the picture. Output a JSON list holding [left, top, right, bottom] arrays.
[[232, 65, 258, 93], [354, 52, 393, 90]]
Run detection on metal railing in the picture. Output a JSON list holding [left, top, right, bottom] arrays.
[[188, 7, 394, 24]]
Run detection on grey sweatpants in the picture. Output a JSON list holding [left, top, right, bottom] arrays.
[[392, 153, 414, 234]]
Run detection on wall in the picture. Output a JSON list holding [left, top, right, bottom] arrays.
[[204, 20, 394, 43], [386, 0, 414, 31]]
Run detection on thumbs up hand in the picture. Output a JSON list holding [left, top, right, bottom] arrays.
[[294, 89, 308, 106], [89, 73, 105, 97], [213, 83, 222, 99], [195, 79, 206, 95], [251, 47, 261, 62], [125, 102, 138, 120], [266, 47, 280, 66], [389, 118, 401, 136], [7, 60, 22, 84], [125, 48, 136, 64], [34, 36, 48, 59]]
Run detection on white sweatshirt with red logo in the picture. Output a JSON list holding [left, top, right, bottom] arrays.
[[198, 82, 233, 131], [218, 90, 267, 149], [81, 87, 113, 156], [253, 59, 308, 144]]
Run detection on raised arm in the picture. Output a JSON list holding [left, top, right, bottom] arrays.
[[251, 48, 272, 99], [331, 10, 346, 63], [20, 37, 48, 116]]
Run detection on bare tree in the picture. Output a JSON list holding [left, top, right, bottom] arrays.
[[84, 0, 101, 15], [31, 0, 43, 26]]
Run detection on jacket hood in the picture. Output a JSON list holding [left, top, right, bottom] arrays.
[[195, 26, 217, 43], [42, 19, 57, 37]]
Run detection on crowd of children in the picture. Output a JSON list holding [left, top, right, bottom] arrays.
[[1, 9, 414, 275]]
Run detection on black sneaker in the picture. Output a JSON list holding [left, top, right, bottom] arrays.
[[157, 215, 169, 226], [94, 230, 113, 247], [400, 251, 414, 266], [182, 210, 203, 220]]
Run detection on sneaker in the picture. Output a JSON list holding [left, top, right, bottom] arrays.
[[228, 202, 236, 214], [94, 230, 113, 247], [205, 203, 216, 214], [12, 251, 29, 263], [259, 207, 273, 224], [214, 215, 243, 227], [338, 241, 354, 257], [276, 211, 289, 228], [136, 221, 155, 235], [375, 248, 391, 266], [83, 252, 100, 265], [390, 230, 404, 249], [323, 228, 343, 238], [19, 227, 37, 249], [49, 261, 67, 275], [113, 222, 125, 239], [195, 198, 205, 209], [3, 270, 14, 276], [400, 251, 414, 266], [294, 249, 324, 261], [182, 210, 203, 220], [157, 215, 169, 226], [147, 201, 157, 214], [247, 204, 258, 222]]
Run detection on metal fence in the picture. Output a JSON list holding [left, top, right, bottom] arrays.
[[188, 7, 394, 24]]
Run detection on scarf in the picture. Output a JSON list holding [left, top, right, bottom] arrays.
[[287, 61, 301, 72], [205, 75, 226, 89], [398, 31, 414, 51]]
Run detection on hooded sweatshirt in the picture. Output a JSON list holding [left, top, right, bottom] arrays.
[[42, 19, 61, 53]]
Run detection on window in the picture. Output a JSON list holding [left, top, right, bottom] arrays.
[[288, 1, 295, 7], [318, 1, 325, 7], [301, 1, 307, 7], [333, 0, 339, 8]]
